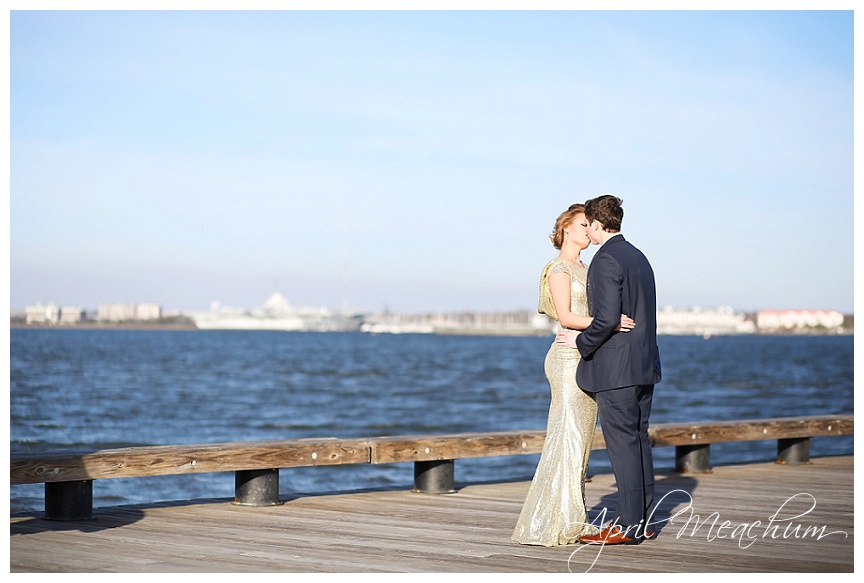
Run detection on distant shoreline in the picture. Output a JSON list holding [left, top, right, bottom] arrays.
[[9, 321, 852, 336], [9, 320, 199, 331]]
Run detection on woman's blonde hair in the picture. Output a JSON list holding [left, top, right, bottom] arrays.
[[549, 203, 585, 250]]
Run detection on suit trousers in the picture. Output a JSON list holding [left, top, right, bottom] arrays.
[[595, 384, 655, 533]]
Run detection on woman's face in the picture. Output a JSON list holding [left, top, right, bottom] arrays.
[[565, 213, 591, 250]]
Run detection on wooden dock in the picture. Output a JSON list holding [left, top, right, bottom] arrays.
[[10, 455, 853, 572]]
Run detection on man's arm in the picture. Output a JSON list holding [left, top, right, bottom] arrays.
[[575, 252, 623, 360]]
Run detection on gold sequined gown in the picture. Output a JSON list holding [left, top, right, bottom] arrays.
[[511, 257, 600, 546]]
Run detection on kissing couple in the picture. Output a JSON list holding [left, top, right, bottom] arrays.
[[512, 194, 662, 547]]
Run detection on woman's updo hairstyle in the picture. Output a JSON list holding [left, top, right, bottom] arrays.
[[549, 203, 585, 250]]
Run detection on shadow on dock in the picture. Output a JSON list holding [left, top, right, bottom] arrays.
[[587, 471, 700, 538], [10, 507, 147, 535]]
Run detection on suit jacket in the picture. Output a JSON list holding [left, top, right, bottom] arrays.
[[576, 234, 662, 392]]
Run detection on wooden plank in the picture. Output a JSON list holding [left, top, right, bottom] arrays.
[[10, 415, 853, 483], [369, 430, 549, 463], [368, 429, 609, 463], [10, 456, 853, 573], [10, 438, 371, 484], [368, 414, 854, 463], [649, 415, 853, 447]]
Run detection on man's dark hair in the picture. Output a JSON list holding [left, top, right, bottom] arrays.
[[584, 195, 623, 232]]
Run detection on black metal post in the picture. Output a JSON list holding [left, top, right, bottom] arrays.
[[234, 469, 281, 506], [777, 437, 811, 464], [45, 480, 94, 521], [413, 459, 455, 494], [675, 444, 712, 473]]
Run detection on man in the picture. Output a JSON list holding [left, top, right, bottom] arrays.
[[557, 194, 661, 546]]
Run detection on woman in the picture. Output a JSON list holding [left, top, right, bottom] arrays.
[[511, 203, 634, 546]]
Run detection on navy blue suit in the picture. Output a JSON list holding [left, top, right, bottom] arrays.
[[576, 234, 661, 534]]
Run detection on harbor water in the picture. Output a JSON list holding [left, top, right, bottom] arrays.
[[9, 329, 854, 513]]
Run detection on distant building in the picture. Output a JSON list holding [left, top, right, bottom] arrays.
[[58, 306, 84, 324], [135, 303, 162, 320], [25, 303, 60, 325], [98, 303, 162, 322], [187, 293, 361, 332], [757, 310, 844, 331], [657, 306, 756, 336], [98, 303, 137, 322], [360, 310, 555, 335]]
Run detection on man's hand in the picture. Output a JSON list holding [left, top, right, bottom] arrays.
[[618, 314, 635, 332], [557, 314, 634, 347], [555, 329, 580, 347]]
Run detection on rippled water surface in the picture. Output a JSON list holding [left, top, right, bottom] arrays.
[[10, 330, 853, 512]]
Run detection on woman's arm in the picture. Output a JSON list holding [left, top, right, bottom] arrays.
[[549, 270, 636, 334], [549, 272, 592, 330]]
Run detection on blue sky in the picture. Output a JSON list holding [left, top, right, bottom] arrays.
[[7, 7, 856, 314]]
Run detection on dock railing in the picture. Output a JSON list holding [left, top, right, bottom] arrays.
[[10, 414, 853, 521]]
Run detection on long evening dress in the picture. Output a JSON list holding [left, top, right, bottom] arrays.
[[511, 257, 600, 546]]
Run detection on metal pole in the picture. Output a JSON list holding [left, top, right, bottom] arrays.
[[777, 437, 811, 464], [45, 480, 94, 521], [675, 444, 712, 473], [413, 459, 456, 494], [234, 469, 281, 506]]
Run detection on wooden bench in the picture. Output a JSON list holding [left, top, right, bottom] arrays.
[[10, 414, 853, 521]]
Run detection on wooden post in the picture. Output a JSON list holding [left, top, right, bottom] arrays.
[[413, 460, 455, 494], [234, 469, 281, 506], [45, 480, 94, 521], [777, 437, 810, 464], [675, 444, 712, 473]]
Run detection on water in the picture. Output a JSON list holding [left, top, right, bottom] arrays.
[[9, 330, 854, 513]]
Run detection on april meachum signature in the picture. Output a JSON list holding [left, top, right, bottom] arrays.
[[567, 490, 849, 573]]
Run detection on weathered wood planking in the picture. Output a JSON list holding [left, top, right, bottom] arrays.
[[10, 438, 370, 484], [369, 430, 551, 463], [648, 415, 853, 447], [10, 456, 853, 573], [10, 415, 853, 484], [367, 415, 853, 463]]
